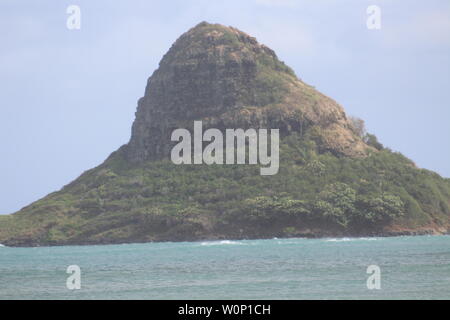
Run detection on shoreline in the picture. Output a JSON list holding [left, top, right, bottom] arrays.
[[2, 227, 448, 248]]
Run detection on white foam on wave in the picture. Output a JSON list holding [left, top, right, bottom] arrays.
[[326, 238, 352, 242], [0, 244, 5, 247], [326, 237, 379, 242], [200, 240, 244, 246], [358, 237, 379, 241]]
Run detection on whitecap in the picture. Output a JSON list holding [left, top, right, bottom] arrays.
[[326, 237, 379, 242], [326, 238, 352, 242], [358, 237, 379, 241], [200, 240, 244, 246]]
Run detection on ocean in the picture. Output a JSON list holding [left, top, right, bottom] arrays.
[[0, 235, 449, 299]]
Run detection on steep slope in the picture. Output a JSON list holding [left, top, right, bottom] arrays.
[[126, 22, 370, 161], [1, 22, 449, 246]]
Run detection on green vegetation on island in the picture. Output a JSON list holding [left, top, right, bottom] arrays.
[[1, 131, 449, 246]]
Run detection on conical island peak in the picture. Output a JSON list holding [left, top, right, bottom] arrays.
[[126, 22, 370, 162], [1, 22, 448, 247]]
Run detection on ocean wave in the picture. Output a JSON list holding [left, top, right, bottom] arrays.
[[200, 240, 245, 246], [0, 244, 5, 247], [276, 240, 305, 245], [326, 238, 352, 242], [326, 237, 379, 242]]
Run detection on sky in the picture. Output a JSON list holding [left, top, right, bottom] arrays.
[[0, 0, 449, 214]]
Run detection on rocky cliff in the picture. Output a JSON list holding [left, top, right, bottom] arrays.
[[126, 22, 370, 162]]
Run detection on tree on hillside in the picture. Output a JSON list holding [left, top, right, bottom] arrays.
[[349, 116, 366, 138]]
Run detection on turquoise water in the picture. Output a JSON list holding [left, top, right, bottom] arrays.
[[0, 235, 449, 299]]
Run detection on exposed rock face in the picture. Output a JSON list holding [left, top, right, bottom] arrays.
[[126, 22, 370, 162]]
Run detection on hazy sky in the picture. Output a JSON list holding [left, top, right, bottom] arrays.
[[1, 0, 449, 214]]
